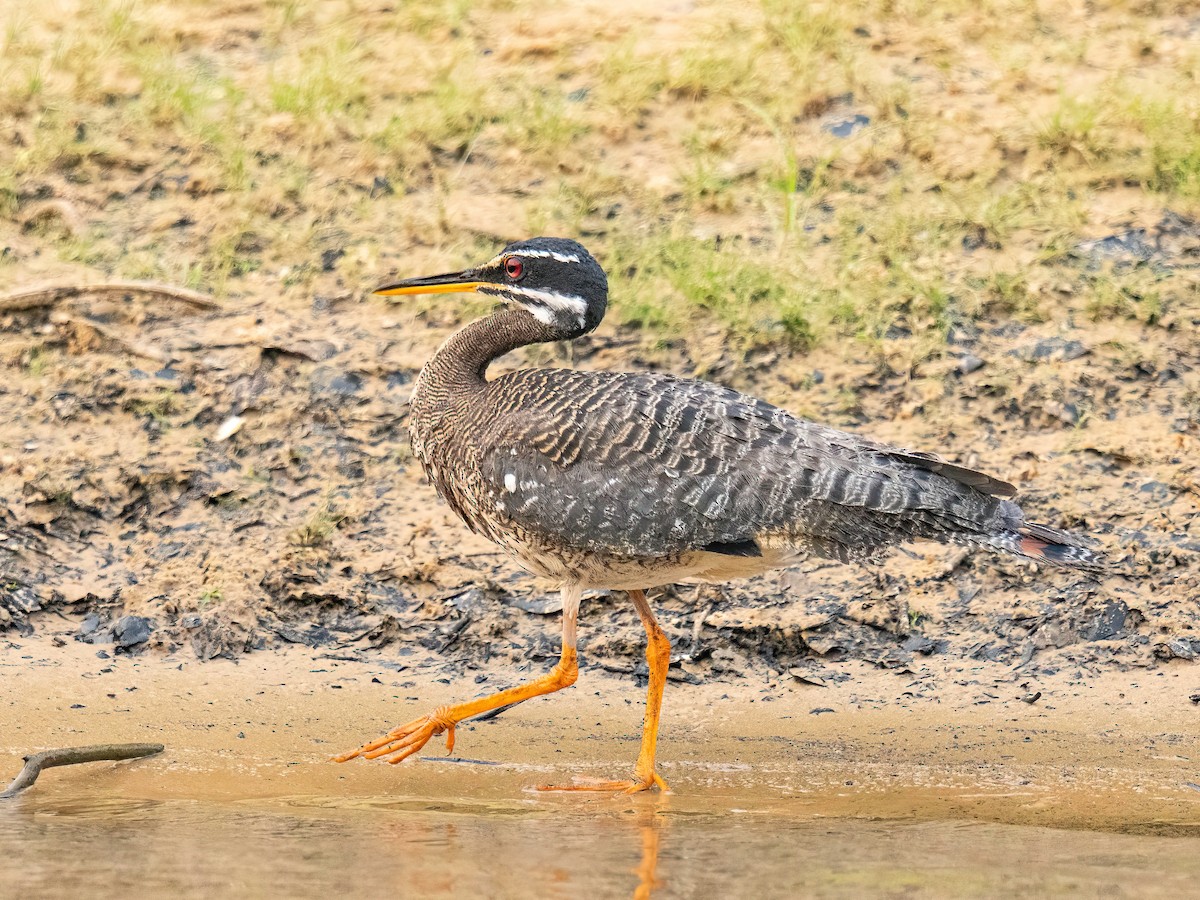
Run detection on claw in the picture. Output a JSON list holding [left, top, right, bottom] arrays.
[[536, 771, 669, 794], [335, 708, 456, 764]]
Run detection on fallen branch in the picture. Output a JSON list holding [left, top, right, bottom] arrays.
[[0, 743, 165, 800], [0, 281, 219, 313]]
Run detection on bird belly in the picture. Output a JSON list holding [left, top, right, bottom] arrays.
[[491, 532, 797, 590]]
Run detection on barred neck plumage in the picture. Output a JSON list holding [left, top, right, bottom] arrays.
[[414, 306, 562, 404]]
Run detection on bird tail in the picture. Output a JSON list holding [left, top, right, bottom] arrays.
[[981, 521, 1107, 570]]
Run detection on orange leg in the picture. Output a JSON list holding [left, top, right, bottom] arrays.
[[540, 588, 670, 794], [335, 585, 581, 764]]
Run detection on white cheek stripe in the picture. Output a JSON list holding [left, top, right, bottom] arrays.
[[479, 284, 588, 326]]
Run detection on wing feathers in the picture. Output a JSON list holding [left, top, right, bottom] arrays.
[[476, 370, 1037, 563]]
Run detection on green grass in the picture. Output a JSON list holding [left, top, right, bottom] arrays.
[[0, 0, 1197, 360]]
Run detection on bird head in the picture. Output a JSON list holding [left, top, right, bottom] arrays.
[[374, 237, 608, 338]]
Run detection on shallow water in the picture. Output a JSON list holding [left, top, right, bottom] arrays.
[[4, 787, 1200, 899], [4, 645, 1200, 898]]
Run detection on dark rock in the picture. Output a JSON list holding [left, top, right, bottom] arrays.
[[370, 176, 394, 198], [1086, 601, 1128, 641], [321, 248, 345, 271], [1012, 337, 1089, 363], [76, 613, 102, 640], [823, 114, 870, 138], [386, 370, 413, 389], [902, 634, 947, 655], [448, 589, 489, 615], [6, 586, 41, 614], [503, 593, 563, 615], [113, 615, 153, 649], [275, 624, 333, 647], [968, 642, 1004, 662], [1073, 230, 1155, 264], [810, 707, 836, 715], [268, 339, 339, 361], [961, 227, 999, 252], [1155, 638, 1198, 661], [310, 367, 364, 397], [1139, 481, 1172, 504]]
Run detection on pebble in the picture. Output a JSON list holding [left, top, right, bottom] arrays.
[[957, 354, 985, 375], [822, 114, 870, 138]]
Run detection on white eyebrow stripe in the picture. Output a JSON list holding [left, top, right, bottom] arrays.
[[478, 249, 581, 271], [511, 249, 581, 263]]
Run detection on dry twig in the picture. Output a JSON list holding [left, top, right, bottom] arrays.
[[0, 281, 218, 314], [0, 743, 165, 799]]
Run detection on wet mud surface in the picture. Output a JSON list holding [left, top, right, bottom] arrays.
[[0, 273, 1197, 686]]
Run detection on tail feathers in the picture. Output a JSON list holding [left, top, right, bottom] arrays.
[[986, 521, 1107, 570], [1017, 534, 1106, 568]]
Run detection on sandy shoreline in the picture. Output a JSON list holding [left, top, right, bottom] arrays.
[[3, 634, 1197, 834]]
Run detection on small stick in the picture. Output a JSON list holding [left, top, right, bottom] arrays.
[[0, 743, 165, 800], [0, 281, 219, 313]]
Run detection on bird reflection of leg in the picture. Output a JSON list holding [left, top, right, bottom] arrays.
[[632, 808, 665, 900]]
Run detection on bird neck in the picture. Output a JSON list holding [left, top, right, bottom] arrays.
[[416, 306, 562, 401]]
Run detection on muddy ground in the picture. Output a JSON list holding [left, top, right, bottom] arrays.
[[0, 244, 1197, 697]]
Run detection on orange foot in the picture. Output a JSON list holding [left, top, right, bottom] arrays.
[[333, 706, 456, 765], [537, 771, 670, 794]]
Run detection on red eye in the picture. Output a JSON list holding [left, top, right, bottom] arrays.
[[504, 257, 524, 280]]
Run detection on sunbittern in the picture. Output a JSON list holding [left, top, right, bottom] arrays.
[[335, 237, 1101, 792]]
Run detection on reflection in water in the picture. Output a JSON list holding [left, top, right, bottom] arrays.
[[632, 808, 664, 899], [3, 791, 1200, 898]]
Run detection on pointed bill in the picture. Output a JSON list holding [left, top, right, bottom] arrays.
[[374, 270, 485, 296]]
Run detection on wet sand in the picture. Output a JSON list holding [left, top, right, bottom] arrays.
[[3, 638, 1199, 897], [4, 636, 1198, 822]]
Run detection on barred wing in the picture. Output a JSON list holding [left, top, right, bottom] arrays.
[[476, 369, 1018, 560]]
